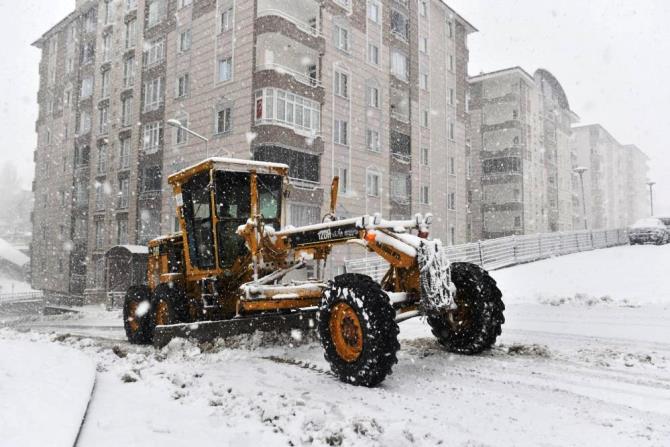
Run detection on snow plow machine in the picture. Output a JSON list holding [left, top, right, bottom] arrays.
[[123, 158, 505, 386]]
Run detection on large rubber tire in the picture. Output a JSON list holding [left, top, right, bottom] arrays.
[[151, 284, 188, 329], [427, 262, 505, 354], [123, 286, 154, 344], [318, 274, 400, 387]]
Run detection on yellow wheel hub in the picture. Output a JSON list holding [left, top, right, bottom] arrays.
[[330, 302, 364, 362], [155, 300, 170, 326]]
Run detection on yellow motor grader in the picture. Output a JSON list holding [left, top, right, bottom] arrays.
[[123, 158, 504, 386]]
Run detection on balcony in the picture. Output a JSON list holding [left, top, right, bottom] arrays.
[[257, 0, 321, 38], [256, 33, 321, 88], [289, 177, 320, 190]]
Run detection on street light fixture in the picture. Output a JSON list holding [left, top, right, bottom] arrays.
[[166, 119, 209, 158], [573, 166, 588, 230], [647, 181, 656, 216]]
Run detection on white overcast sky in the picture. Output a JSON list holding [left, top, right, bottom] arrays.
[[1, 0, 668, 213]]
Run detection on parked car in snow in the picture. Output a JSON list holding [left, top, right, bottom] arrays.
[[628, 218, 669, 245], [655, 216, 670, 229]]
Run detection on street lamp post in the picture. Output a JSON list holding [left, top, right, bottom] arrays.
[[574, 166, 588, 230], [647, 181, 655, 216], [167, 119, 209, 158]]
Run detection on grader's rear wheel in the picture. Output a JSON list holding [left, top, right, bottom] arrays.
[[123, 286, 153, 345], [151, 284, 187, 328], [318, 274, 399, 387], [427, 262, 505, 354]]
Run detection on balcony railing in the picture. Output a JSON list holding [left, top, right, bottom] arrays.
[[256, 63, 321, 88], [289, 177, 320, 190], [257, 9, 321, 38], [391, 152, 411, 164]]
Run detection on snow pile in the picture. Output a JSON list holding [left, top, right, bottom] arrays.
[[491, 244, 670, 306], [0, 334, 95, 447]]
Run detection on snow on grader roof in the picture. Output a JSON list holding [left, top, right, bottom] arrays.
[[168, 157, 289, 184]]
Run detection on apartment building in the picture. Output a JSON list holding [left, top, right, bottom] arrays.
[[572, 125, 649, 229], [31, 0, 475, 300], [468, 67, 577, 240]]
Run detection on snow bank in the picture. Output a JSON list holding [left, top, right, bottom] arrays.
[[0, 337, 96, 447], [491, 244, 670, 306]]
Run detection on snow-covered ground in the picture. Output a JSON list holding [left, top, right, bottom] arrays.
[[1, 244, 669, 446]]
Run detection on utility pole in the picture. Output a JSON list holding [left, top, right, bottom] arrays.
[[574, 167, 588, 230], [647, 181, 655, 216]]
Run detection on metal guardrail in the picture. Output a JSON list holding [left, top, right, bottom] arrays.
[[0, 292, 44, 304], [345, 228, 629, 282]]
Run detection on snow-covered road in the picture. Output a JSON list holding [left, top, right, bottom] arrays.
[[1, 244, 669, 446]]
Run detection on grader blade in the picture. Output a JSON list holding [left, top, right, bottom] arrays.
[[153, 309, 319, 349]]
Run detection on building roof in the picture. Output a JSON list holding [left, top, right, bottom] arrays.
[[469, 66, 535, 84], [534, 68, 571, 110], [31, 9, 79, 47], [438, 1, 478, 33]]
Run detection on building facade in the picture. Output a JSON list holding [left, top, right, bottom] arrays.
[[468, 67, 577, 240], [31, 0, 475, 300], [571, 125, 649, 230]]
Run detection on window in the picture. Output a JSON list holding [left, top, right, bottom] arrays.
[[391, 174, 409, 202], [254, 88, 321, 135], [119, 138, 131, 169], [97, 144, 108, 174], [80, 77, 93, 98], [143, 121, 162, 153], [66, 56, 74, 74], [218, 57, 232, 82], [143, 77, 163, 111], [220, 8, 233, 32], [98, 105, 109, 134], [450, 226, 455, 245], [176, 73, 190, 98], [78, 111, 91, 134], [142, 166, 162, 192], [421, 110, 429, 127], [367, 171, 380, 197], [144, 39, 165, 66], [421, 147, 429, 166], [447, 20, 453, 38], [449, 55, 454, 72], [175, 116, 188, 144], [334, 71, 348, 98], [334, 24, 349, 52], [95, 221, 104, 249], [338, 167, 348, 194], [420, 1, 428, 16], [101, 69, 110, 97], [118, 178, 129, 208], [178, 0, 192, 8], [117, 217, 129, 245], [449, 88, 455, 105], [368, 43, 379, 65], [179, 29, 191, 52], [448, 192, 456, 210], [420, 72, 429, 90], [102, 34, 112, 61], [216, 107, 232, 134], [420, 36, 428, 53], [123, 56, 135, 87], [148, 0, 166, 27], [121, 97, 133, 127], [449, 157, 455, 175], [421, 186, 429, 204], [368, 86, 380, 108], [449, 122, 455, 140], [139, 208, 160, 245], [514, 216, 522, 228], [391, 10, 409, 40], [482, 157, 522, 174], [366, 129, 380, 152], [391, 49, 408, 81], [334, 120, 348, 145], [95, 184, 105, 211], [289, 204, 320, 227], [84, 10, 96, 33], [125, 19, 136, 49], [126, 0, 137, 11], [254, 146, 320, 184], [368, 1, 380, 23]]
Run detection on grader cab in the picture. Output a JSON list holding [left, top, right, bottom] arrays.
[[123, 158, 505, 387]]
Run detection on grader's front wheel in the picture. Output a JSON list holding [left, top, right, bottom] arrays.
[[427, 262, 505, 354], [318, 274, 399, 387]]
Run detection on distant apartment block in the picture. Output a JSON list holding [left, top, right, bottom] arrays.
[[571, 125, 649, 229], [468, 67, 578, 240], [31, 0, 475, 300]]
